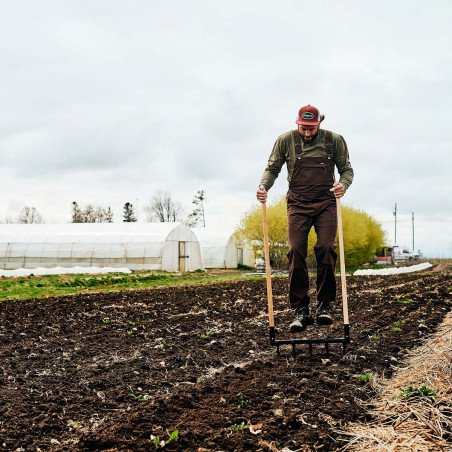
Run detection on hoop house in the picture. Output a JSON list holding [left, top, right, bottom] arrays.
[[192, 228, 254, 269], [0, 223, 202, 272]]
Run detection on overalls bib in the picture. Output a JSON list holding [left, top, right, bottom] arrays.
[[286, 130, 338, 309]]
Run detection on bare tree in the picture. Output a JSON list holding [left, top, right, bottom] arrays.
[[0, 215, 14, 224], [17, 206, 45, 224], [144, 191, 182, 222], [84, 204, 97, 223], [71, 202, 84, 223], [71, 202, 114, 223]]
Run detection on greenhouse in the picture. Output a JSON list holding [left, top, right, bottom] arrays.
[[192, 228, 254, 269], [0, 223, 202, 272]]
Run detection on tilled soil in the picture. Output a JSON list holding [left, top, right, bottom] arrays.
[[0, 270, 450, 451]]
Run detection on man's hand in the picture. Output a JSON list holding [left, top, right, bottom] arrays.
[[332, 181, 345, 198], [256, 185, 267, 203]]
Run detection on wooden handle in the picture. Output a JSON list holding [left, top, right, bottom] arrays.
[[336, 197, 349, 324], [261, 202, 274, 327]]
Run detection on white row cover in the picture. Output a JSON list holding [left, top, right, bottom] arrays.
[[0, 223, 202, 272], [354, 262, 432, 276]]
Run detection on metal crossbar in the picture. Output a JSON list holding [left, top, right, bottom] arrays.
[[269, 325, 350, 357]]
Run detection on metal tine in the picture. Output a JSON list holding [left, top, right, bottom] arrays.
[[325, 342, 329, 356], [309, 343, 313, 356], [292, 343, 296, 358]]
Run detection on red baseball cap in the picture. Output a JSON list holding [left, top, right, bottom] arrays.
[[296, 105, 321, 126]]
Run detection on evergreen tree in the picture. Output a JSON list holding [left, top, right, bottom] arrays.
[[105, 207, 114, 223], [123, 202, 137, 222]]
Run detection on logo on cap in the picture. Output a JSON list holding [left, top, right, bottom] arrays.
[[302, 112, 314, 120]]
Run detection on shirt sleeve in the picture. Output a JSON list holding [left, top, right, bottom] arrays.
[[259, 137, 286, 191], [333, 134, 354, 190]]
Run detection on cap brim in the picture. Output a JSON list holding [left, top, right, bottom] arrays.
[[295, 120, 320, 126]]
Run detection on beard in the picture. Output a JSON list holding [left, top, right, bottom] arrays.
[[301, 132, 318, 143]]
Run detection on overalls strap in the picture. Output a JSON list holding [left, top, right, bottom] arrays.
[[325, 130, 333, 156], [292, 130, 302, 155]]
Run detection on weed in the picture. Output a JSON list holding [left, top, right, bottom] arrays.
[[200, 332, 210, 339], [127, 330, 132, 335], [392, 327, 402, 332], [225, 422, 249, 432], [400, 386, 437, 400], [369, 334, 379, 340], [128, 393, 149, 402], [393, 320, 406, 325], [238, 394, 251, 407], [356, 373, 372, 382], [93, 302, 99, 307], [151, 429, 179, 448], [396, 297, 414, 305], [166, 430, 179, 443]]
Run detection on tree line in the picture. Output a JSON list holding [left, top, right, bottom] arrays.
[[1, 190, 206, 227], [1, 192, 385, 267]]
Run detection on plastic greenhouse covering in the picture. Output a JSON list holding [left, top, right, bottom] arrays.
[[192, 228, 254, 269], [0, 223, 202, 272]]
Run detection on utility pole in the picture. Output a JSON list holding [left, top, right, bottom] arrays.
[[393, 202, 397, 245], [412, 211, 414, 251]]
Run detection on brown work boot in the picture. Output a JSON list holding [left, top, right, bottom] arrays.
[[290, 307, 314, 333], [316, 301, 334, 326]]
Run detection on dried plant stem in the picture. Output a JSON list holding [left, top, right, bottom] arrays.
[[338, 312, 452, 451]]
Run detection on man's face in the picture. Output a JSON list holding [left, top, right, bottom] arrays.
[[298, 124, 319, 143]]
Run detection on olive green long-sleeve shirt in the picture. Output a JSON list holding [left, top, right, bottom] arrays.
[[259, 129, 354, 191]]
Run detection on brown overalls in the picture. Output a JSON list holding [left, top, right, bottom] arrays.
[[286, 130, 337, 310]]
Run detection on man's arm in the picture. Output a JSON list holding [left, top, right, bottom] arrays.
[[334, 134, 354, 190], [259, 138, 286, 192]]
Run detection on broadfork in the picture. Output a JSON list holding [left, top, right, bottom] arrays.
[[261, 198, 350, 357]]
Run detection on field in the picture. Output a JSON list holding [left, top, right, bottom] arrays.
[[0, 267, 450, 451]]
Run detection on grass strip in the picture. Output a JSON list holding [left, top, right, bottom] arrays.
[[0, 270, 262, 302]]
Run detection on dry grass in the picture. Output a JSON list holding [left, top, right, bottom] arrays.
[[338, 312, 452, 451]]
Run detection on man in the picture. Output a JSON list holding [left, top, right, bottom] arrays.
[[256, 105, 353, 333]]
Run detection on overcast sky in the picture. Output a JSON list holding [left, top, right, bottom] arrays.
[[0, 0, 451, 257]]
